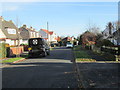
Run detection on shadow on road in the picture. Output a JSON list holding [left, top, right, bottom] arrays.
[[2, 63, 78, 88]]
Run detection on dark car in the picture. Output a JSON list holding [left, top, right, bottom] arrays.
[[28, 38, 50, 58]]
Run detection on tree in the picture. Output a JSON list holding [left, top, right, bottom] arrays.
[[77, 34, 83, 45], [89, 26, 101, 35]]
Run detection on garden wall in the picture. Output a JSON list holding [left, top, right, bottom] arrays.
[[7, 46, 24, 57]]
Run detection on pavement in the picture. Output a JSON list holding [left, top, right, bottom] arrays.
[[76, 62, 120, 89], [74, 47, 120, 89], [2, 47, 79, 88]]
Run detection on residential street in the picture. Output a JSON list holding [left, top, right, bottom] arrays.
[[1, 2, 120, 89], [2, 47, 78, 88]]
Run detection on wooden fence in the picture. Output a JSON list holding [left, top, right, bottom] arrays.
[[101, 46, 120, 61]]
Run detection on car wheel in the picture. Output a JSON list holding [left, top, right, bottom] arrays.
[[28, 54, 32, 58], [42, 51, 47, 57], [47, 51, 50, 55]]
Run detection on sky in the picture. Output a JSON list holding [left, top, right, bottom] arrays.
[[0, 1, 118, 37]]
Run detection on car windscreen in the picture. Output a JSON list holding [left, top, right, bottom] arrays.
[[28, 38, 44, 47]]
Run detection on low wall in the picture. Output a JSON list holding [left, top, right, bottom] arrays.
[[7, 46, 24, 57]]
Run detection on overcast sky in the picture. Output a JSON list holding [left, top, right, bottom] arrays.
[[1, 1, 118, 37]]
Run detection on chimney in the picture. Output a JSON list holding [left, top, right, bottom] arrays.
[[22, 24, 27, 28], [0, 16, 4, 21], [30, 26, 33, 30]]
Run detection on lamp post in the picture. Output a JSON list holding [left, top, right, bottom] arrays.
[[16, 16, 20, 57], [17, 31, 20, 57]]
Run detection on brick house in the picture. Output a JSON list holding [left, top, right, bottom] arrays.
[[61, 37, 74, 46], [81, 31, 96, 47]]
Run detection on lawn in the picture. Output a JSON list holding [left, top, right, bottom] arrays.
[[74, 45, 96, 62], [2, 57, 24, 63]]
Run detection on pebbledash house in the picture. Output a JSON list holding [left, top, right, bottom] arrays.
[[0, 16, 22, 46]]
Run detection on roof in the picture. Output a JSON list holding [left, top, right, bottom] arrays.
[[113, 28, 120, 36], [62, 37, 72, 41], [41, 29, 49, 34], [82, 31, 96, 37], [49, 31, 53, 35], [0, 19, 22, 39], [27, 28, 37, 32], [41, 29, 54, 35], [19, 27, 30, 39]]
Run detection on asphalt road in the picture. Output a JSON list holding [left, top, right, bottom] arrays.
[[77, 63, 120, 88], [2, 47, 78, 88]]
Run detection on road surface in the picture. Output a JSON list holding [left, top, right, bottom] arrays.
[[2, 47, 78, 88]]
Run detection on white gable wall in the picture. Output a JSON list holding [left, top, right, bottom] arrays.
[[0, 29, 6, 38]]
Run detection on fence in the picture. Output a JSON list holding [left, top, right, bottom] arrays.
[[101, 46, 120, 61], [0, 43, 6, 59]]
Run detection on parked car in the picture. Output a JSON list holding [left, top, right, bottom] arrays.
[[28, 38, 50, 58], [66, 43, 73, 48], [50, 43, 55, 47]]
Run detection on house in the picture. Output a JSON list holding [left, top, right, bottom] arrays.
[[39, 29, 57, 43], [49, 31, 57, 43], [27, 27, 40, 38], [102, 22, 120, 45], [61, 36, 76, 46], [81, 31, 96, 47], [0, 16, 22, 46], [112, 28, 120, 45], [19, 25, 41, 44], [19, 25, 30, 44]]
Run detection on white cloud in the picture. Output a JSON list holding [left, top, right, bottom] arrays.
[[1, 3, 19, 13], [0, 0, 120, 2], [4, 6, 18, 11]]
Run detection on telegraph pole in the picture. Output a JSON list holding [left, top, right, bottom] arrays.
[[47, 22, 49, 44]]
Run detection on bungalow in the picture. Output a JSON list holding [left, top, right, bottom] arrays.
[[0, 16, 22, 46]]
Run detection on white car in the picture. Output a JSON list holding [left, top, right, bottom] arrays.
[[66, 43, 73, 48]]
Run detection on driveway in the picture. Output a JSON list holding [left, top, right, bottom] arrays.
[[2, 47, 78, 88]]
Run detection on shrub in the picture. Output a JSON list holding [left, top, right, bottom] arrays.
[[0, 43, 6, 59], [96, 39, 114, 47]]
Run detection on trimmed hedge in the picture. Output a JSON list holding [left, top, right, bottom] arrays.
[[0, 43, 6, 59]]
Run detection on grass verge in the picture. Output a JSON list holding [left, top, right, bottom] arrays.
[[2, 57, 24, 63], [74, 45, 96, 62]]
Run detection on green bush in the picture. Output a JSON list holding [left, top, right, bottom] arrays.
[[0, 43, 6, 59], [96, 39, 114, 47]]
